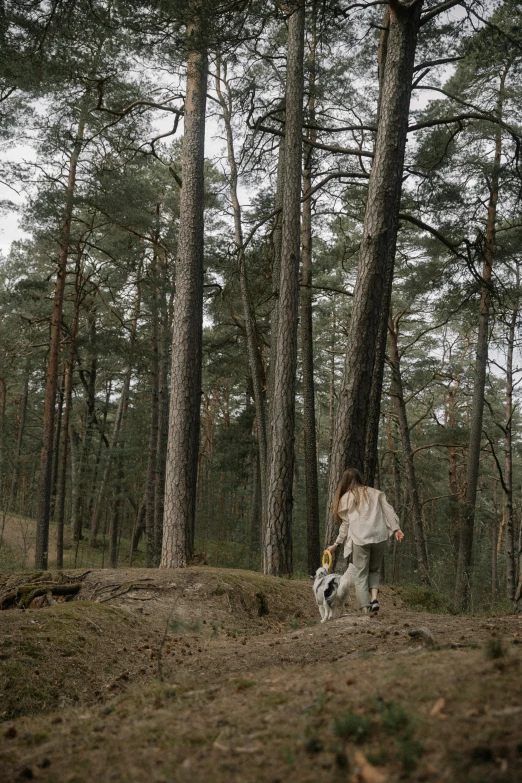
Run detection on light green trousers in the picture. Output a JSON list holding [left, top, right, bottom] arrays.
[[352, 540, 387, 609]]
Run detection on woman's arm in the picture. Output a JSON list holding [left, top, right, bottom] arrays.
[[327, 493, 352, 552], [379, 492, 401, 533], [335, 518, 349, 544]]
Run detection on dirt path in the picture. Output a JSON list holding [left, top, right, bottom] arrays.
[[1, 568, 521, 782]]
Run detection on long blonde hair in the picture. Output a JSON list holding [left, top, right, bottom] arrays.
[[332, 468, 368, 524]]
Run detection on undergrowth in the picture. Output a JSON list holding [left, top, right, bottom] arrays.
[[399, 585, 455, 614]]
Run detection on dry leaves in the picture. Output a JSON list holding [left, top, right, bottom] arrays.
[[353, 750, 388, 783], [429, 697, 447, 718]]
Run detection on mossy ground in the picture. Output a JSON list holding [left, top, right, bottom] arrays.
[[1, 566, 521, 782]]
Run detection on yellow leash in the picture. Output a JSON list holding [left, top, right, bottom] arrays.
[[321, 550, 333, 572]]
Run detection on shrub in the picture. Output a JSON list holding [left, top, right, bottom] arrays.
[[399, 585, 455, 614]]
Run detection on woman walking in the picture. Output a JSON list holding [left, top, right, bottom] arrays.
[[327, 468, 404, 614]]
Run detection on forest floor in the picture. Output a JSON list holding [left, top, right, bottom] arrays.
[[0, 566, 521, 783]]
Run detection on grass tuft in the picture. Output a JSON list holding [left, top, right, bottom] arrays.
[[399, 585, 455, 614], [333, 711, 372, 743], [484, 636, 504, 660]]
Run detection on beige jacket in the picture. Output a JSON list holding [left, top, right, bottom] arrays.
[[334, 487, 401, 558]]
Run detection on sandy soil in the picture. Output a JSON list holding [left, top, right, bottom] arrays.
[[1, 567, 521, 782]]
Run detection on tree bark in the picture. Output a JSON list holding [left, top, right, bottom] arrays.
[[89, 280, 140, 546], [154, 254, 170, 560], [268, 136, 286, 430], [72, 309, 98, 542], [446, 382, 461, 562], [55, 251, 82, 567], [515, 514, 522, 613], [325, 0, 423, 547], [35, 114, 85, 569], [300, 3, 320, 575], [264, 2, 305, 577], [1, 373, 28, 529], [0, 377, 6, 544], [50, 371, 65, 520], [247, 451, 262, 570], [109, 443, 123, 568], [504, 270, 518, 601], [454, 67, 506, 611], [146, 236, 160, 567], [161, 18, 208, 568], [388, 314, 431, 585], [363, 5, 391, 487], [130, 500, 146, 563]]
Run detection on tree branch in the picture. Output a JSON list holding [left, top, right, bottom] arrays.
[[483, 431, 509, 496], [254, 123, 374, 157], [420, 0, 464, 27]]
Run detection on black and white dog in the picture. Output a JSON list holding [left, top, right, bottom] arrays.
[[312, 563, 355, 622]]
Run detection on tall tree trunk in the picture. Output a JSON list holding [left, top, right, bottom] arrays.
[[491, 509, 498, 605], [264, 1, 305, 577], [0, 377, 6, 544], [35, 114, 85, 569], [328, 304, 336, 458], [300, 3, 320, 575], [109, 443, 123, 568], [89, 281, 140, 546], [363, 5, 391, 487], [154, 255, 170, 559], [130, 499, 146, 563], [247, 452, 261, 570], [446, 383, 461, 563], [215, 59, 268, 528], [515, 515, 522, 613], [505, 275, 518, 601], [161, 18, 208, 568], [55, 252, 82, 567], [268, 136, 286, 428], [386, 408, 402, 512], [7, 378, 29, 524], [72, 309, 98, 541], [146, 238, 160, 567], [455, 67, 507, 611], [388, 314, 431, 585], [50, 371, 65, 520], [325, 0, 423, 547]]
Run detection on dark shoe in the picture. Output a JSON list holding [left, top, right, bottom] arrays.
[[369, 599, 380, 613]]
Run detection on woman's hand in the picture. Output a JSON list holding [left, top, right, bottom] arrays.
[[395, 530, 404, 543], [326, 543, 338, 553]]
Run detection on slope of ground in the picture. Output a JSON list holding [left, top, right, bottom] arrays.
[[1, 567, 521, 782], [0, 567, 319, 720]]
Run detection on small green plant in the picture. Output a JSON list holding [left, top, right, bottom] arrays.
[[333, 712, 372, 743], [287, 616, 300, 630], [396, 737, 424, 772], [485, 636, 504, 660], [168, 619, 201, 634], [304, 736, 323, 754], [399, 585, 455, 614], [377, 699, 416, 735], [232, 678, 256, 691], [366, 747, 389, 766], [376, 699, 423, 772], [304, 692, 328, 716]]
